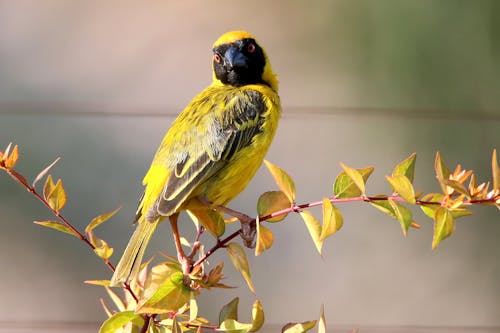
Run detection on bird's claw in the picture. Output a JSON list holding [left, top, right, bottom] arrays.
[[240, 220, 256, 249]]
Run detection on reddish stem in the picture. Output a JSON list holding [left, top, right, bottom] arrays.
[[6, 168, 139, 303]]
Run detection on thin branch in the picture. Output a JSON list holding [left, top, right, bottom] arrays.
[[4, 167, 140, 303], [192, 193, 499, 269]]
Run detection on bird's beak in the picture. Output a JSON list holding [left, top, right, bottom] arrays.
[[224, 46, 248, 69]]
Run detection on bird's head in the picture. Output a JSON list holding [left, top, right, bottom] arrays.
[[212, 30, 278, 91]]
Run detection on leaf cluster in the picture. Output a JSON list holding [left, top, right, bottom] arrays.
[[1, 142, 499, 333]]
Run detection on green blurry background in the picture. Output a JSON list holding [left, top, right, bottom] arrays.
[[0, 1, 499, 332]]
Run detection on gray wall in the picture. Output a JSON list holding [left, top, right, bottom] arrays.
[[0, 1, 499, 331]]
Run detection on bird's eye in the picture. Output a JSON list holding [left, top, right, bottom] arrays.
[[247, 42, 256, 53], [214, 53, 222, 63]]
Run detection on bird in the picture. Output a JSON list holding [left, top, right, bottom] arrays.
[[110, 30, 281, 285]]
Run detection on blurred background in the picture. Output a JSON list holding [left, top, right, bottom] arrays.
[[0, 1, 499, 332]]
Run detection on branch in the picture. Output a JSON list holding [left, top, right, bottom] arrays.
[[192, 192, 499, 269], [1, 157, 140, 304]]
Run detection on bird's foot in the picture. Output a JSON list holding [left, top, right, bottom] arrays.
[[240, 218, 257, 249]]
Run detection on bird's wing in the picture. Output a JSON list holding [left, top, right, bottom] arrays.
[[156, 89, 267, 216]]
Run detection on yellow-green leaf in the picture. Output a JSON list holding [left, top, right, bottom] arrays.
[[189, 292, 198, 322], [226, 243, 255, 294], [86, 207, 121, 233], [255, 220, 274, 256], [334, 166, 374, 198], [281, 320, 317, 333], [44, 176, 66, 211], [137, 271, 190, 314], [93, 237, 114, 260], [43, 175, 55, 201], [432, 207, 455, 249], [172, 315, 182, 333], [188, 208, 225, 238], [370, 197, 397, 219], [435, 152, 451, 193], [34, 220, 79, 238], [320, 198, 343, 240], [105, 286, 126, 311], [219, 319, 253, 333], [386, 175, 416, 204], [84, 280, 111, 286], [299, 210, 323, 255], [219, 297, 239, 324], [420, 193, 444, 219], [257, 191, 291, 222], [370, 199, 413, 235], [393, 153, 416, 183], [318, 305, 326, 333], [264, 160, 296, 203], [388, 199, 413, 236], [250, 300, 265, 332], [492, 149, 499, 190], [340, 163, 367, 195], [99, 310, 144, 333]]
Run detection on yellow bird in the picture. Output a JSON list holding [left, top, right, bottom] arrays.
[[111, 30, 280, 285]]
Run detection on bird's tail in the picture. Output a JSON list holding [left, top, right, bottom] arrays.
[[110, 220, 158, 286]]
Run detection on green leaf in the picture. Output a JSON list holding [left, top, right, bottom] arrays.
[[137, 271, 190, 314], [393, 153, 416, 183], [188, 208, 225, 238], [250, 300, 265, 332], [299, 210, 323, 255], [435, 151, 451, 193], [281, 320, 317, 333], [226, 243, 255, 293], [219, 297, 239, 324], [86, 207, 121, 233], [386, 175, 416, 204], [264, 160, 296, 203], [257, 191, 291, 222], [320, 198, 343, 240], [432, 207, 455, 249], [492, 149, 499, 190], [334, 166, 374, 198], [99, 311, 144, 333], [219, 319, 253, 333], [255, 221, 274, 256], [34, 220, 79, 238]]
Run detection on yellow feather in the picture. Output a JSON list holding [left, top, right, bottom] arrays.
[[111, 31, 280, 285]]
